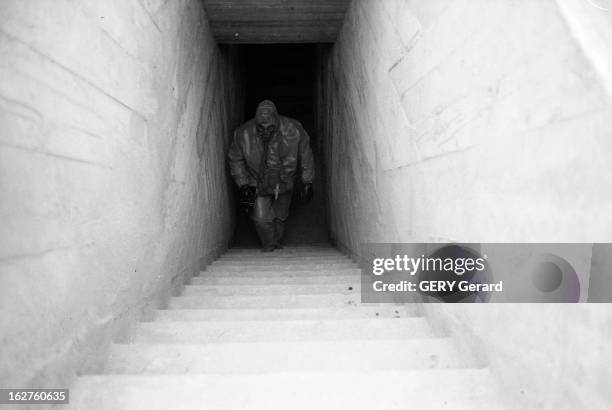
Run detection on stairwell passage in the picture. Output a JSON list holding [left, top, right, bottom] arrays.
[[69, 245, 504, 409]]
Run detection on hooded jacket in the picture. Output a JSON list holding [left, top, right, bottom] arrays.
[[228, 101, 315, 195]]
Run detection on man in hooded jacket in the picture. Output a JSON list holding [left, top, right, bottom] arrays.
[[228, 100, 315, 251]]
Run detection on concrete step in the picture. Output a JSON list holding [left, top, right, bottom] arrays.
[[206, 262, 357, 271], [200, 268, 361, 278], [182, 283, 360, 296], [219, 252, 346, 258], [223, 251, 343, 257], [155, 305, 418, 321], [131, 318, 433, 343], [191, 274, 358, 286], [226, 245, 334, 252], [225, 246, 338, 251], [168, 293, 363, 309], [221, 253, 345, 259], [71, 369, 502, 410], [104, 338, 462, 374], [217, 255, 349, 261], [230, 244, 333, 248], [212, 258, 351, 266]]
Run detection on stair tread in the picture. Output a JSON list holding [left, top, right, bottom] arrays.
[[217, 256, 349, 260], [206, 263, 357, 271], [200, 268, 361, 278], [71, 369, 501, 410], [156, 305, 418, 321], [217, 255, 349, 259], [132, 318, 433, 343], [168, 293, 364, 309], [212, 261, 352, 266], [182, 283, 361, 296], [222, 247, 338, 250], [191, 274, 358, 285], [224, 249, 340, 254], [229, 245, 333, 248], [222, 253, 344, 257], [104, 338, 463, 374], [214, 256, 349, 261]]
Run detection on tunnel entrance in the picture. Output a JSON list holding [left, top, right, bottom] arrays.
[[230, 44, 329, 247]]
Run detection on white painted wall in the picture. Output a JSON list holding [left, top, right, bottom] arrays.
[[0, 0, 241, 388], [319, 0, 612, 408]]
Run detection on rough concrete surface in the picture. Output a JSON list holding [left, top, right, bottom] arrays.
[[0, 0, 242, 388], [317, 1, 612, 408]]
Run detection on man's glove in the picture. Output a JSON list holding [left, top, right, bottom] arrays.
[[299, 183, 313, 205], [239, 185, 256, 213]]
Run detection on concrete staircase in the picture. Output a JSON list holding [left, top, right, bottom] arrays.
[[70, 245, 503, 409]]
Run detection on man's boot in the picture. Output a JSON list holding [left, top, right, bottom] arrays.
[[254, 221, 276, 252], [274, 218, 285, 249]]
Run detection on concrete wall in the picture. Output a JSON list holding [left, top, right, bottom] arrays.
[[0, 0, 241, 388], [319, 0, 612, 408]]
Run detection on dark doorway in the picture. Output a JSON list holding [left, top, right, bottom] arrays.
[[231, 44, 328, 247]]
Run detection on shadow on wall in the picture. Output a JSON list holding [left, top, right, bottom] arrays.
[[230, 44, 329, 247]]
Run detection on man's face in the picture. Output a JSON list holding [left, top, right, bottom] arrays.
[[255, 100, 278, 139], [257, 121, 276, 140], [256, 122, 276, 135]]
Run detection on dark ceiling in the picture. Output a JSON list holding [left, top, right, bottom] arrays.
[[202, 0, 351, 43]]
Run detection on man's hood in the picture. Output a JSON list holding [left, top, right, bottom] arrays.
[[255, 100, 279, 126]]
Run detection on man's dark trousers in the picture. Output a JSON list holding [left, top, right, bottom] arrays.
[[250, 192, 292, 249]]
